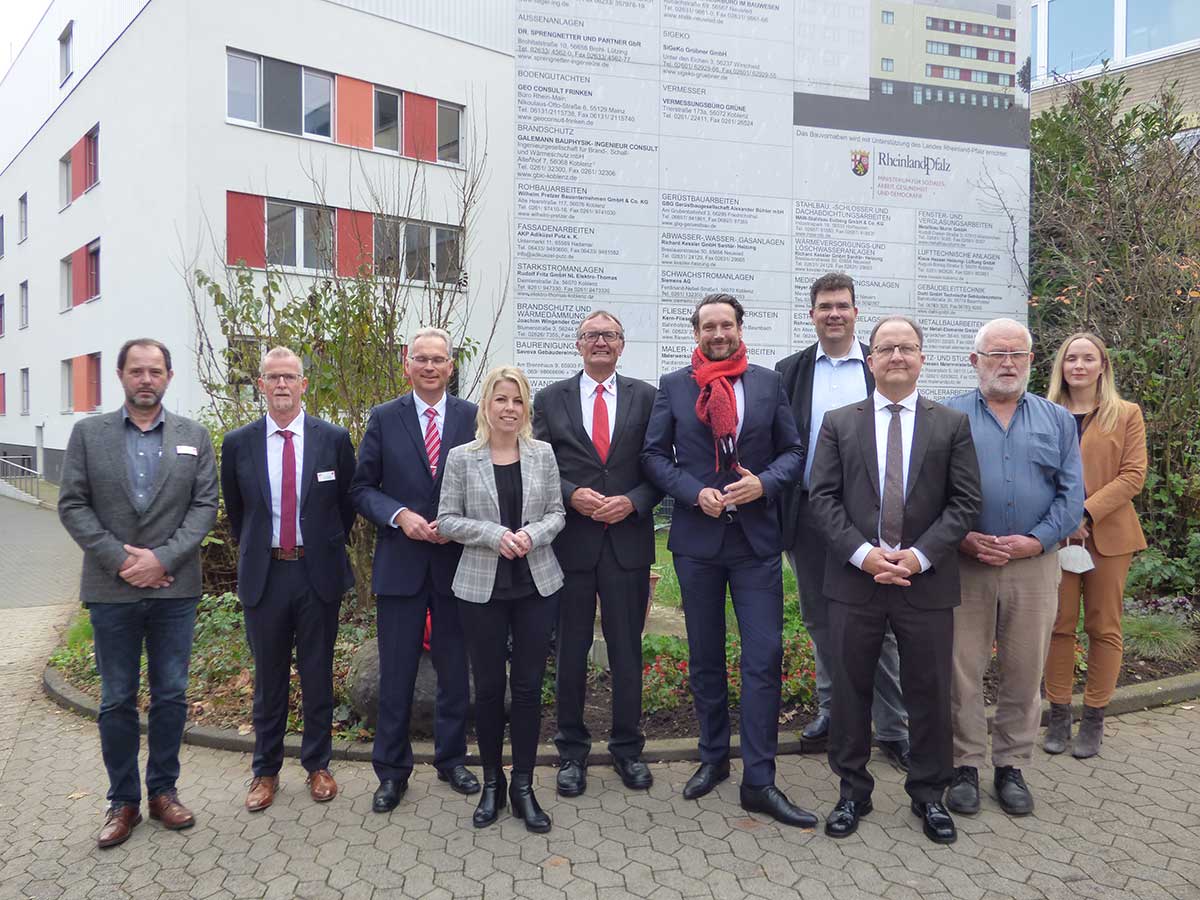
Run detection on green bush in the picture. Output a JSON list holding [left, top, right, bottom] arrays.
[[1122, 613, 1199, 662]]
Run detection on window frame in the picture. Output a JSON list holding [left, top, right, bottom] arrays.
[[436, 102, 463, 164], [302, 68, 335, 140], [265, 199, 335, 273], [18, 281, 29, 329], [18, 194, 28, 242], [226, 50, 261, 125], [0, 294, 5, 337], [881, 10, 895, 25], [0, 214, 5, 258], [60, 258, 73, 311], [373, 216, 464, 285], [85, 126, 100, 189], [881, 57, 895, 72], [374, 87, 401, 154], [87, 240, 101, 300], [20, 368, 30, 416], [59, 22, 73, 85], [59, 154, 72, 210], [61, 359, 74, 413], [881, 80, 894, 95]]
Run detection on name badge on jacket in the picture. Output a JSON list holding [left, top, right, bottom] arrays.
[[317, 470, 336, 482], [177, 445, 198, 456]]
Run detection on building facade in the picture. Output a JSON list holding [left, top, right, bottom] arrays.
[[0, 0, 515, 481]]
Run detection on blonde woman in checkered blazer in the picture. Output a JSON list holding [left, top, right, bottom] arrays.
[[438, 366, 566, 833]]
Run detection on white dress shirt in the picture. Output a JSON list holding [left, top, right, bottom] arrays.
[[391, 392, 448, 526], [805, 341, 869, 489], [848, 390, 931, 572], [579, 371, 617, 444], [266, 408, 305, 547], [732, 377, 745, 439]]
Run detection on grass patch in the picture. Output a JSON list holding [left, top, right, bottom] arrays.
[[1122, 613, 1199, 662]]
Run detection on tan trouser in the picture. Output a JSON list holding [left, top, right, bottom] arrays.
[[952, 553, 1061, 769], [1044, 537, 1133, 708]]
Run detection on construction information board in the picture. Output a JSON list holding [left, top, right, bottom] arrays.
[[513, 0, 1031, 396]]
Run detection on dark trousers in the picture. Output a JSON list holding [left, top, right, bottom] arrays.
[[458, 590, 557, 773], [828, 588, 954, 804], [243, 559, 340, 776], [373, 575, 471, 781], [674, 523, 782, 787], [89, 597, 199, 804], [555, 535, 649, 763]]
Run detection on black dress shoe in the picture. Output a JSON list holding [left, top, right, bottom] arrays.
[[993, 766, 1034, 816], [825, 798, 872, 838], [682, 760, 730, 801], [437, 765, 481, 795], [556, 760, 587, 798], [945, 766, 980, 815], [739, 784, 819, 829], [911, 800, 957, 844], [372, 778, 408, 813], [877, 738, 911, 772], [612, 757, 653, 791], [802, 713, 830, 741]]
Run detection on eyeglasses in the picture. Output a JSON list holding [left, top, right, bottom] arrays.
[[578, 330, 623, 344], [872, 343, 921, 358], [976, 350, 1032, 362], [262, 373, 301, 384], [410, 355, 451, 366]]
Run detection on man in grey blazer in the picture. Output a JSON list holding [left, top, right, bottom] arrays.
[[59, 339, 218, 849]]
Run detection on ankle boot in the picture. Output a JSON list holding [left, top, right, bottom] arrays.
[[1043, 702, 1072, 755], [509, 770, 551, 833], [473, 767, 507, 828], [1072, 705, 1105, 759]]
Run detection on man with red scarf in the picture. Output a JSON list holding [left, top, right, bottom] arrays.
[[642, 293, 815, 827]]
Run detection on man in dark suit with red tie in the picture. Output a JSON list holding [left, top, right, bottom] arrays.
[[533, 311, 662, 797], [221, 347, 357, 811], [808, 316, 981, 844], [351, 327, 479, 812]]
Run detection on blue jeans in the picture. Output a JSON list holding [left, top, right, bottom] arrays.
[[89, 597, 199, 804]]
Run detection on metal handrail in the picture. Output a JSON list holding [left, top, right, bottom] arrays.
[[0, 457, 40, 501]]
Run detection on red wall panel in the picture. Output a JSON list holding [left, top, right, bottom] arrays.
[[71, 247, 88, 306], [70, 138, 87, 200], [336, 209, 373, 277], [0, 373, 6, 415], [72, 356, 90, 412], [336, 75, 374, 149], [226, 192, 266, 268], [403, 93, 437, 162]]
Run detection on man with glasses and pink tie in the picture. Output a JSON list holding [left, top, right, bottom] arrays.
[[351, 327, 480, 812]]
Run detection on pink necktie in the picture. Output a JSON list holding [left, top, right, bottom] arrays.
[[424, 408, 441, 477]]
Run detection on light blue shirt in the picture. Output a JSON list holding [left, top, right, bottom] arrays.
[[804, 341, 869, 489], [943, 389, 1084, 552]]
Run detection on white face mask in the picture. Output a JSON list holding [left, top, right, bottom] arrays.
[[1058, 539, 1095, 574]]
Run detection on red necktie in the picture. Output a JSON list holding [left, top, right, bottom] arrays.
[[279, 430, 297, 552], [592, 384, 610, 462], [424, 408, 441, 477]]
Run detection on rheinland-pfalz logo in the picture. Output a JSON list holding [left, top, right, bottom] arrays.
[[851, 149, 870, 177]]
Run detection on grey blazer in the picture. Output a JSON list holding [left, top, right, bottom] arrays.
[[437, 437, 566, 604], [58, 409, 219, 604]]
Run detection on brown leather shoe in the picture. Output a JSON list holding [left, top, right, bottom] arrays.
[[147, 790, 195, 830], [245, 775, 278, 812], [98, 803, 142, 848], [306, 769, 337, 803]]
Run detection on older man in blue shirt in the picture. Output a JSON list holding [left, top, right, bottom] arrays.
[[943, 318, 1083, 818]]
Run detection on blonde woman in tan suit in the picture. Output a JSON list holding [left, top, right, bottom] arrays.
[[1043, 333, 1147, 758]]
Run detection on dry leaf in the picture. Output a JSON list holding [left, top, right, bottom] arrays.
[[1182, 705, 1195, 710], [67, 791, 90, 800], [237, 723, 253, 735]]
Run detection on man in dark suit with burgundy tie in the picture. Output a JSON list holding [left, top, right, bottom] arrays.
[[351, 327, 479, 812], [807, 315, 981, 844], [533, 311, 662, 797], [221, 347, 357, 812]]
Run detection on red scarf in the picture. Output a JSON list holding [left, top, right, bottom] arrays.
[[692, 343, 748, 471]]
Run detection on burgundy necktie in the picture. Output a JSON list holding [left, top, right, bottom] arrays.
[[279, 430, 297, 553], [424, 408, 441, 477], [592, 384, 610, 462]]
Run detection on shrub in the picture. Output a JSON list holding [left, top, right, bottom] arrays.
[[642, 655, 690, 715], [1122, 613, 1199, 662]]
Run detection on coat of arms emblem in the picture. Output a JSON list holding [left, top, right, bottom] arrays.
[[851, 149, 870, 177]]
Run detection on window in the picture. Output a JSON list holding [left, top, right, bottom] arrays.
[[1127, 0, 1200, 55], [20, 368, 30, 415], [60, 259, 72, 310], [944, 66, 960, 79], [881, 57, 895, 72], [0, 295, 4, 336], [375, 89, 399, 152], [913, 85, 924, 104], [19, 282, 28, 328], [59, 155, 72, 209], [86, 353, 101, 409], [303, 70, 333, 138], [936, 89, 944, 101], [435, 227, 462, 284], [999, 73, 1013, 86], [960, 46, 976, 59], [0, 215, 4, 257], [881, 10, 894, 24], [927, 41, 949, 54], [972, 70, 989, 83], [437, 103, 461, 163], [948, 91, 956, 103], [61, 360, 73, 412], [59, 22, 73, 83], [87, 241, 100, 299], [0, 373, 5, 415], [262, 57, 302, 134], [404, 222, 430, 281], [881, 80, 894, 95], [1048, 0, 1114, 75], [927, 16, 934, 29], [227, 51, 259, 123], [266, 200, 333, 270], [971, 93, 978, 105], [85, 127, 99, 188], [18, 194, 27, 242], [373, 215, 402, 276]]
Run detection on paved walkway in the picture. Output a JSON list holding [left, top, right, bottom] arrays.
[[3, 496, 1200, 899]]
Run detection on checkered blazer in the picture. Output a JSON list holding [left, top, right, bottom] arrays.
[[437, 437, 566, 604]]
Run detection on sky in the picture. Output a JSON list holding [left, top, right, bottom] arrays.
[[0, 0, 50, 80]]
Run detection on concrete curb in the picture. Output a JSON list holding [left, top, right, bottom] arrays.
[[42, 664, 1200, 766]]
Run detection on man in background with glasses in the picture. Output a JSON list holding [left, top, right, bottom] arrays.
[[351, 327, 480, 812], [221, 347, 357, 812], [533, 311, 662, 797], [944, 318, 1083, 818]]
